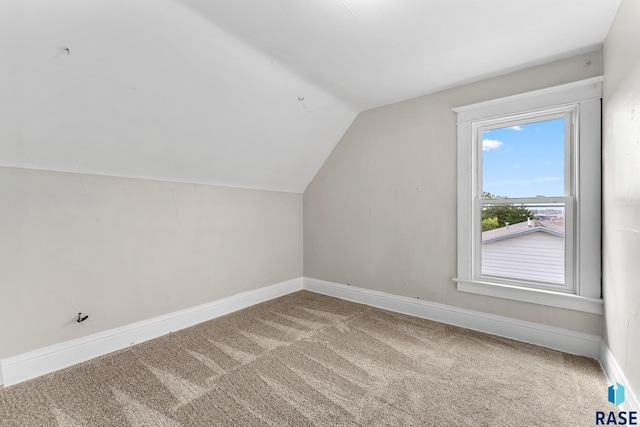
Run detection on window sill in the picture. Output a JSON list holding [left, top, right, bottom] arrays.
[[453, 278, 603, 315]]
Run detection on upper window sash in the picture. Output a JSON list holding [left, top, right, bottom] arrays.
[[473, 105, 578, 199]]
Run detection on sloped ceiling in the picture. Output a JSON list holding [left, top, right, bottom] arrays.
[[0, 0, 620, 193]]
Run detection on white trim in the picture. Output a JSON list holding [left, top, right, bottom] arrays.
[[303, 277, 601, 359], [0, 278, 303, 387], [453, 76, 603, 122], [600, 342, 640, 413], [575, 97, 602, 299], [454, 279, 603, 314]]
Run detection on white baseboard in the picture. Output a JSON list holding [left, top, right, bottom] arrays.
[[0, 278, 303, 387], [600, 342, 639, 413], [303, 277, 602, 359], [1, 276, 616, 393]]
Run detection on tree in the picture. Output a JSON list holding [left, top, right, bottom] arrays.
[[481, 192, 535, 231], [482, 216, 499, 231]]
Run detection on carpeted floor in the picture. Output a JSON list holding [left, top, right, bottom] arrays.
[[0, 290, 611, 426]]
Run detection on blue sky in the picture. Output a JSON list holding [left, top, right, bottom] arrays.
[[482, 118, 565, 198]]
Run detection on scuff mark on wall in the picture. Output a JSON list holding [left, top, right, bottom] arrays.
[[338, 0, 365, 28], [75, 157, 88, 194], [298, 96, 307, 110], [612, 226, 640, 234], [624, 304, 640, 373]]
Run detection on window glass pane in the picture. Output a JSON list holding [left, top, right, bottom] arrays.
[[482, 118, 565, 198], [481, 203, 565, 285]]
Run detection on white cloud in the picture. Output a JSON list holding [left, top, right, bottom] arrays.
[[509, 126, 522, 131], [482, 139, 503, 151], [536, 177, 559, 182]]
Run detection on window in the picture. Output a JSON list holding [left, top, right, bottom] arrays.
[[453, 77, 603, 314], [478, 110, 574, 291]]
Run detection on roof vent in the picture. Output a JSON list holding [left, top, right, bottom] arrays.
[[527, 217, 532, 227], [505, 222, 510, 229]]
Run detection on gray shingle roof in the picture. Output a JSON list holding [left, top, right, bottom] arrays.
[[482, 219, 565, 243]]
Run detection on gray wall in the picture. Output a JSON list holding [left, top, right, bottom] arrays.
[[603, 0, 640, 402], [304, 51, 603, 335], [0, 166, 302, 359]]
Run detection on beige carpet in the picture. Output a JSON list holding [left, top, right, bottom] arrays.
[[0, 291, 611, 426]]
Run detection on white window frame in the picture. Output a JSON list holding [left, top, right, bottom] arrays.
[[452, 77, 603, 315]]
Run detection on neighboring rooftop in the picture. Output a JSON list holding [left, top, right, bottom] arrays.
[[482, 219, 565, 243]]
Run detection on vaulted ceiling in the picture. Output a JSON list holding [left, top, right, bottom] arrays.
[[0, 0, 620, 193]]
